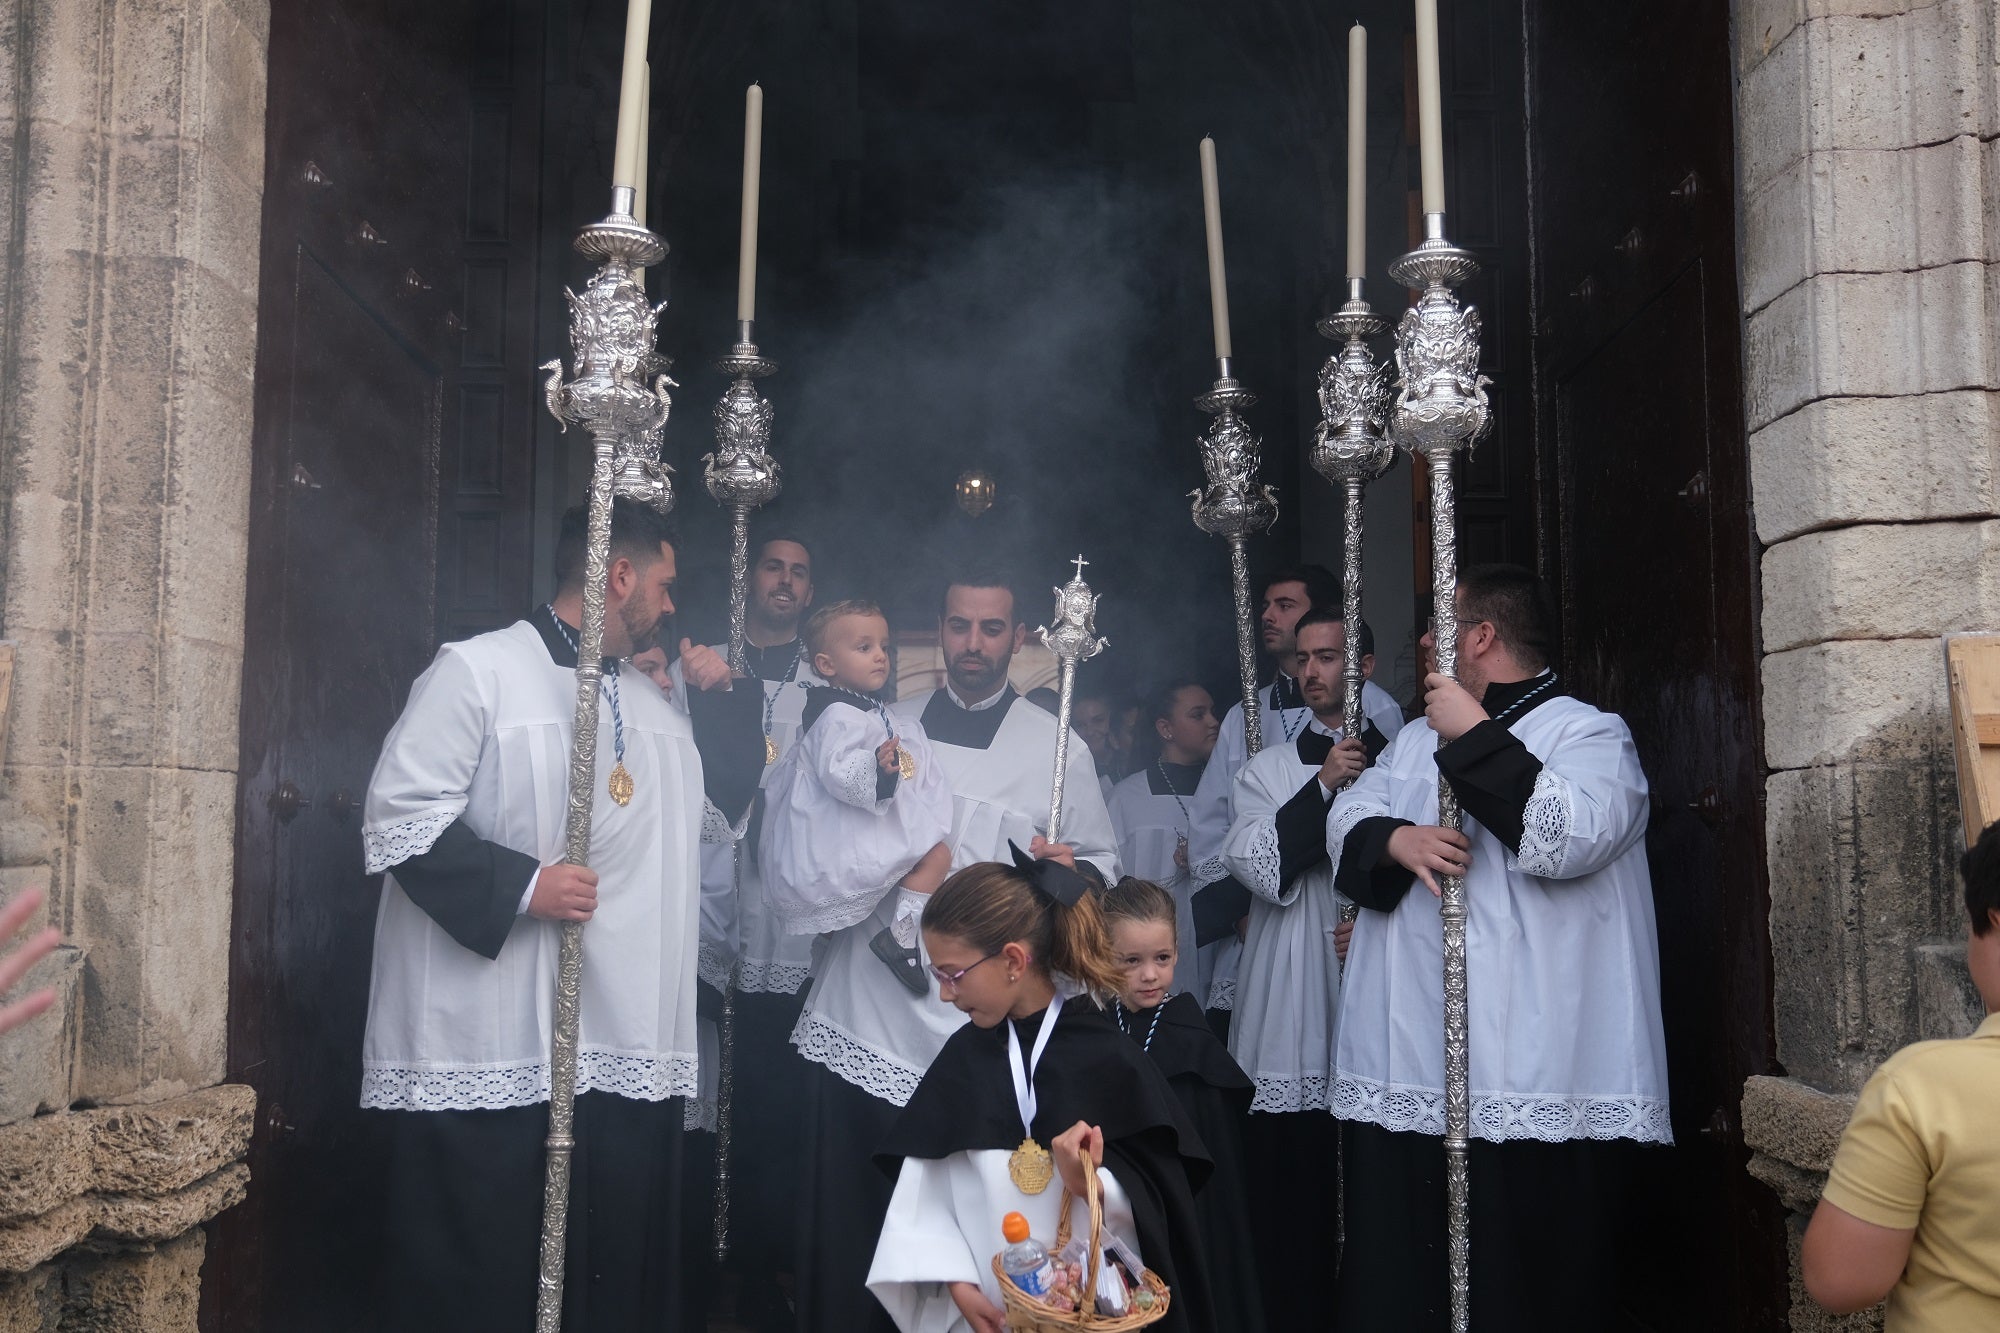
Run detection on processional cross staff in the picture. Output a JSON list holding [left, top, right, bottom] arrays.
[[1038, 556, 1107, 841]]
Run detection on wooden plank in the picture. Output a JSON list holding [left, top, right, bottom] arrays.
[[0, 641, 14, 775], [1945, 634, 2000, 847]]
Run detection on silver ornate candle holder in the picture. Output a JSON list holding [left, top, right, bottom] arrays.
[[1312, 278, 1397, 752], [706, 321, 782, 672], [1189, 365, 1279, 756], [1390, 211, 1491, 1333], [1038, 556, 1107, 842], [534, 186, 678, 1332]]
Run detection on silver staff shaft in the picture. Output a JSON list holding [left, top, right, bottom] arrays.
[[1391, 209, 1491, 1333], [704, 324, 779, 1266], [1047, 658, 1078, 844], [1226, 536, 1263, 755], [536, 430, 618, 1327], [535, 187, 676, 1331], [1341, 477, 1367, 745]]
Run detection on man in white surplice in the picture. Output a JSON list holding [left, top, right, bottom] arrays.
[[359, 499, 740, 1333], [1326, 564, 1671, 1331]]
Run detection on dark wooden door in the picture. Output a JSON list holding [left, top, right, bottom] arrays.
[[1525, 0, 1785, 1326], [208, 2, 541, 1327]]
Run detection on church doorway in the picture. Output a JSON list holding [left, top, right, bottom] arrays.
[[213, 0, 1783, 1327]]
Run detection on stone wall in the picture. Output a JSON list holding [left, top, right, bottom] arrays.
[[1735, 0, 1999, 1326], [0, 0, 267, 1325]]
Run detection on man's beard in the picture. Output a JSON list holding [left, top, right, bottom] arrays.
[[946, 651, 1006, 697], [621, 600, 663, 655], [751, 592, 799, 638]]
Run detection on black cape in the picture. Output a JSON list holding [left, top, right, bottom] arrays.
[[878, 998, 1218, 1333], [1118, 994, 1264, 1333]]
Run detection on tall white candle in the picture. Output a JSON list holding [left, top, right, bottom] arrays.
[[736, 84, 764, 324], [1414, 0, 1445, 215], [1198, 136, 1233, 363], [610, 0, 653, 193], [1346, 24, 1367, 279], [634, 67, 650, 227]]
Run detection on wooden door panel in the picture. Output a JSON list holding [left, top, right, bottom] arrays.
[[1528, 0, 1783, 1324]]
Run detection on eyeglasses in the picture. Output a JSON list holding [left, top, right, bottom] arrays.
[[928, 952, 1001, 988]]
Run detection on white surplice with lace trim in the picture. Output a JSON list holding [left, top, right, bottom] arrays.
[[1325, 696, 1674, 1144], [1219, 720, 1351, 1114], [789, 691, 1122, 1107], [358, 619, 702, 1112]]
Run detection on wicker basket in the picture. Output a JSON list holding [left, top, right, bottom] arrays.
[[989, 1163, 1170, 1331]]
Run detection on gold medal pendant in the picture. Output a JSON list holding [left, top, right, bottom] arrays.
[[1008, 1138, 1053, 1195], [896, 745, 916, 782], [764, 735, 779, 766], [607, 762, 634, 807]]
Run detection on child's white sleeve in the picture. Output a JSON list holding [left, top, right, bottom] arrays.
[[814, 703, 895, 811], [867, 1157, 983, 1332]]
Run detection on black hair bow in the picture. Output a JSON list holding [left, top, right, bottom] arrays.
[[1006, 840, 1089, 907]]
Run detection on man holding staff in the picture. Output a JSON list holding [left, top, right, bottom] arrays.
[[1325, 565, 1671, 1330], [360, 500, 741, 1332]]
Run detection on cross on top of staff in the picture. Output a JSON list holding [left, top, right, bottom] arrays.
[[1070, 554, 1089, 580]]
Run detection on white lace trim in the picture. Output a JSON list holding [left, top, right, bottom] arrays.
[[1514, 768, 1573, 878], [738, 958, 812, 995], [697, 941, 735, 993], [360, 1049, 700, 1111], [833, 750, 885, 809], [701, 798, 737, 846], [1238, 823, 1284, 902], [1330, 1073, 1674, 1145], [1206, 976, 1235, 1011], [1190, 854, 1229, 888], [775, 887, 885, 938], [684, 1094, 717, 1133], [790, 1009, 921, 1106], [1326, 798, 1386, 863], [362, 808, 460, 875], [1250, 1072, 1331, 1114]]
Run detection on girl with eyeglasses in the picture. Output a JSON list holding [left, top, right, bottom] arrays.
[[865, 852, 1216, 1333]]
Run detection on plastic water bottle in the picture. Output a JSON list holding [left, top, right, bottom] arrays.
[[1000, 1212, 1055, 1298]]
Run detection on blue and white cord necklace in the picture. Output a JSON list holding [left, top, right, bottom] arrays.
[[547, 606, 632, 806]]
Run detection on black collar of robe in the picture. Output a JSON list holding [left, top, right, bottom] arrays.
[[919, 684, 1020, 750], [1296, 718, 1389, 766], [1479, 669, 1565, 725], [799, 684, 885, 735], [1268, 672, 1303, 711], [1116, 993, 1251, 1092], [529, 603, 619, 675], [876, 997, 1210, 1187], [744, 636, 806, 682], [1147, 761, 1205, 797]]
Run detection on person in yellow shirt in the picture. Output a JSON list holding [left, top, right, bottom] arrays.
[[1802, 818, 2000, 1326]]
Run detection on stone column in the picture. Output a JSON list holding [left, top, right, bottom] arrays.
[[0, 0, 267, 1324], [1735, 0, 1998, 1326]]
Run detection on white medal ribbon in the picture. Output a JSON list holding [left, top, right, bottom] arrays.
[[1006, 991, 1066, 1137]]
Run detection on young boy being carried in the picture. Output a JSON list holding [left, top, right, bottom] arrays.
[[762, 599, 955, 990]]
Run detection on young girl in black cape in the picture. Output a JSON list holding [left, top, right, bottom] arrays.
[[1101, 877, 1265, 1333], [867, 847, 1217, 1333]]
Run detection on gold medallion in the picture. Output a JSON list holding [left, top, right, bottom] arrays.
[[1008, 1138, 1053, 1195], [764, 735, 779, 766], [896, 745, 916, 782], [608, 762, 634, 807]]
